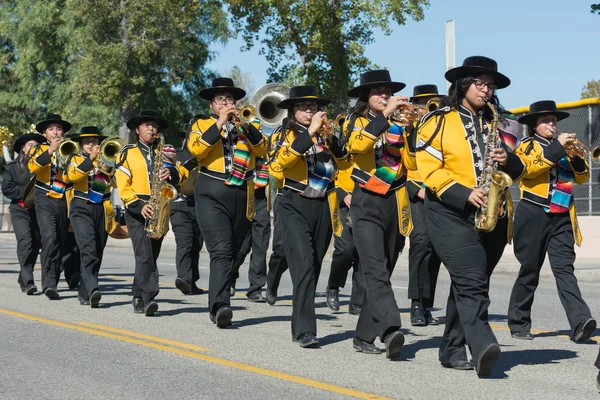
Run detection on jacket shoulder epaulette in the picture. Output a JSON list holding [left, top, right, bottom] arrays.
[[119, 143, 137, 154]]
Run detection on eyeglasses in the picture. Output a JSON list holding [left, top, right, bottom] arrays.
[[213, 96, 235, 104], [294, 103, 318, 111], [370, 88, 393, 96], [141, 122, 159, 129], [471, 79, 497, 92]]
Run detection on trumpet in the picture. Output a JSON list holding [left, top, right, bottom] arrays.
[[233, 105, 256, 124], [56, 138, 81, 166], [415, 97, 442, 118], [563, 138, 600, 165], [96, 136, 126, 175], [318, 113, 346, 137], [382, 99, 419, 126]]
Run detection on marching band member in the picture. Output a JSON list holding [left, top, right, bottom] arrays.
[[64, 126, 112, 308], [508, 100, 596, 342], [187, 78, 267, 328], [268, 85, 343, 348], [231, 154, 271, 302], [27, 114, 78, 299], [345, 70, 415, 359], [2, 133, 44, 294], [115, 110, 183, 316], [264, 122, 289, 305], [170, 123, 204, 295], [405, 84, 442, 326], [416, 56, 526, 376], [325, 126, 364, 315]]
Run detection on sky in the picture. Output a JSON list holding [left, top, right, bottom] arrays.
[[206, 0, 600, 111]]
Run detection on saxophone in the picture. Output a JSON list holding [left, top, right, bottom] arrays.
[[144, 134, 178, 239], [474, 102, 513, 232]]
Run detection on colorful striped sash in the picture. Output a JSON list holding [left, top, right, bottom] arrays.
[[301, 138, 335, 198], [254, 157, 269, 188], [546, 157, 574, 213], [87, 171, 110, 204], [361, 123, 404, 195], [225, 127, 251, 186]]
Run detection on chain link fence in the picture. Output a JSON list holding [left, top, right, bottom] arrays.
[[508, 98, 600, 216]]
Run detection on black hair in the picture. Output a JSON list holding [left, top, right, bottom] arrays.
[[17, 147, 29, 173], [285, 109, 301, 138], [441, 77, 506, 122]]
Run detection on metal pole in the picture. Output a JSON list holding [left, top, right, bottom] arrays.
[[445, 20, 455, 91], [588, 104, 593, 215]]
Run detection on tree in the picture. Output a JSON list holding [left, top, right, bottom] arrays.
[[0, 1, 229, 143], [225, 0, 430, 114], [581, 80, 600, 99], [592, 4, 600, 14], [225, 65, 255, 105]]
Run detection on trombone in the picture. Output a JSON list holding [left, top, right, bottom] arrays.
[[56, 138, 81, 166], [96, 136, 126, 175]]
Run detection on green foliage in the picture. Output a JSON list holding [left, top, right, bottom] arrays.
[[592, 4, 600, 14], [581, 80, 600, 99], [225, 0, 429, 113], [0, 0, 228, 144]]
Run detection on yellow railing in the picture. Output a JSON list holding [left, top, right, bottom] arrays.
[[510, 98, 600, 115]]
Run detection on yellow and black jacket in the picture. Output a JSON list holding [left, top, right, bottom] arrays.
[[186, 116, 267, 180], [268, 123, 344, 236], [514, 134, 588, 245], [114, 140, 187, 217], [27, 142, 73, 199], [416, 106, 526, 211], [64, 152, 116, 232], [345, 111, 415, 236]]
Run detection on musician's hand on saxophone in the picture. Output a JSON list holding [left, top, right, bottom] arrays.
[[468, 187, 487, 209], [490, 147, 508, 166], [141, 203, 155, 219], [159, 167, 171, 181]]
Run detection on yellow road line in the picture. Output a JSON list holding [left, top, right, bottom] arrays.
[[0, 308, 390, 400], [74, 321, 210, 352]]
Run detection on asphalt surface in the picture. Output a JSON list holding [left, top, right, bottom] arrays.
[[0, 238, 599, 399]]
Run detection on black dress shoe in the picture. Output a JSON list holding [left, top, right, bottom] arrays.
[[353, 337, 382, 354], [384, 331, 405, 359], [326, 287, 340, 311], [511, 331, 534, 340], [44, 287, 59, 300], [190, 283, 204, 295], [23, 285, 37, 295], [441, 359, 475, 370], [348, 304, 361, 316], [596, 371, 600, 391], [90, 290, 101, 309], [573, 317, 596, 343], [247, 291, 266, 303], [298, 333, 319, 348], [410, 303, 426, 327], [230, 286, 236, 296], [132, 297, 144, 314], [265, 288, 277, 305], [67, 273, 80, 290], [476, 343, 501, 378], [144, 301, 158, 317], [424, 309, 439, 325], [175, 278, 191, 295], [214, 306, 233, 328], [78, 296, 90, 306]]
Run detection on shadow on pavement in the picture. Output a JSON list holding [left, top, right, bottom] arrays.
[[491, 348, 578, 378]]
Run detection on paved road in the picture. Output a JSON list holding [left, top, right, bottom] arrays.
[[0, 239, 598, 399]]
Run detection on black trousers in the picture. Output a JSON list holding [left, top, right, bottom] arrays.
[[425, 192, 499, 365], [195, 174, 251, 315], [508, 200, 592, 335], [170, 198, 203, 285], [124, 210, 162, 305], [62, 230, 81, 286], [279, 189, 332, 338], [351, 186, 405, 343], [34, 191, 69, 291], [10, 205, 41, 290], [596, 347, 600, 369], [70, 198, 108, 300], [232, 189, 270, 296], [328, 205, 365, 306], [266, 195, 288, 293], [407, 197, 441, 308]]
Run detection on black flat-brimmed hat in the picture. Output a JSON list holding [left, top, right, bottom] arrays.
[[35, 114, 72, 134], [13, 133, 45, 154], [517, 100, 570, 126], [445, 56, 511, 89], [348, 70, 406, 98], [199, 77, 246, 101], [69, 126, 108, 142], [126, 110, 169, 130], [276, 86, 330, 109], [410, 84, 439, 101]]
